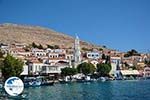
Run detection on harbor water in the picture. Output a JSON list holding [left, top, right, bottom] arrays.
[[24, 80, 150, 100]]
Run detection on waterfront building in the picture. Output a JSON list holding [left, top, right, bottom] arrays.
[[20, 64, 29, 76], [120, 69, 140, 79], [110, 57, 121, 76], [28, 59, 44, 75], [41, 61, 70, 75], [143, 67, 150, 78]]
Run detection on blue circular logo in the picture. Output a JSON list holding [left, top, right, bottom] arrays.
[[4, 77, 24, 96]]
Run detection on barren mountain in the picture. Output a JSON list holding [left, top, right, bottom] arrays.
[[0, 23, 101, 49]]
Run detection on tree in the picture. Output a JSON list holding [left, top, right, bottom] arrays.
[[97, 63, 111, 76], [47, 44, 54, 49], [82, 47, 92, 51], [105, 56, 110, 64], [99, 48, 103, 51], [145, 59, 150, 66], [61, 67, 77, 76], [38, 44, 43, 49], [0, 49, 4, 77], [1, 54, 24, 81], [102, 54, 106, 60], [102, 45, 107, 48], [53, 45, 59, 49], [32, 42, 38, 48], [77, 62, 96, 75], [124, 49, 140, 57]]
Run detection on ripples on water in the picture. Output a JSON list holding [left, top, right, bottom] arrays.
[[25, 80, 150, 100]]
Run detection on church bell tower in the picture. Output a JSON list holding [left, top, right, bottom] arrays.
[[74, 35, 81, 68]]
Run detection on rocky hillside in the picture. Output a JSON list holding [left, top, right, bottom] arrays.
[[0, 23, 101, 49]]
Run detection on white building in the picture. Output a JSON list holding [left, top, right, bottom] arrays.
[[18, 52, 31, 57], [144, 67, 150, 77], [28, 59, 44, 75], [66, 54, 74, 60], [87, 52, 100, 59], [32, 48, 46, 57], [41, 62, 70, 74], [46, 48, 66, 54], [48, 53, 59, 58], [20, 64, 29, 76], [110, 57, 121, 76], [74, 35, 81, 68], [0, 44, 9, 54]]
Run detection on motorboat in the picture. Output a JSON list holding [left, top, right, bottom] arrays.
[[24, 76, 54, 87]]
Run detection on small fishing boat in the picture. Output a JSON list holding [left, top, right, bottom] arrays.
[[76, 75, 95, 83], [24, 77, 41, 87], [100, 77, 107, 82], [28, 80, 42, 87], [24, 76, 54, 87], [59, 77, 72, 84]]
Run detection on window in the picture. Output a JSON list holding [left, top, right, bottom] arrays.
[[67, 56, 69, 59], [88, 54, 91, 57], [35, 66, 37, 71]]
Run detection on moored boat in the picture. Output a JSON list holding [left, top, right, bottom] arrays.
[[24, 76, 54, 87], [41, 81, 54, 86]]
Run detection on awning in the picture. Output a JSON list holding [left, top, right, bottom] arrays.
[[121, 70, 140, 75]]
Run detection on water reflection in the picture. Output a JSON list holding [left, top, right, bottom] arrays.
[[24, 80, 150, 100]]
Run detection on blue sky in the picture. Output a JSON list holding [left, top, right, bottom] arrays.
[[0, 0, 150, 53]]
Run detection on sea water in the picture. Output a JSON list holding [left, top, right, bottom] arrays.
[[25, 80, 150, 100]]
